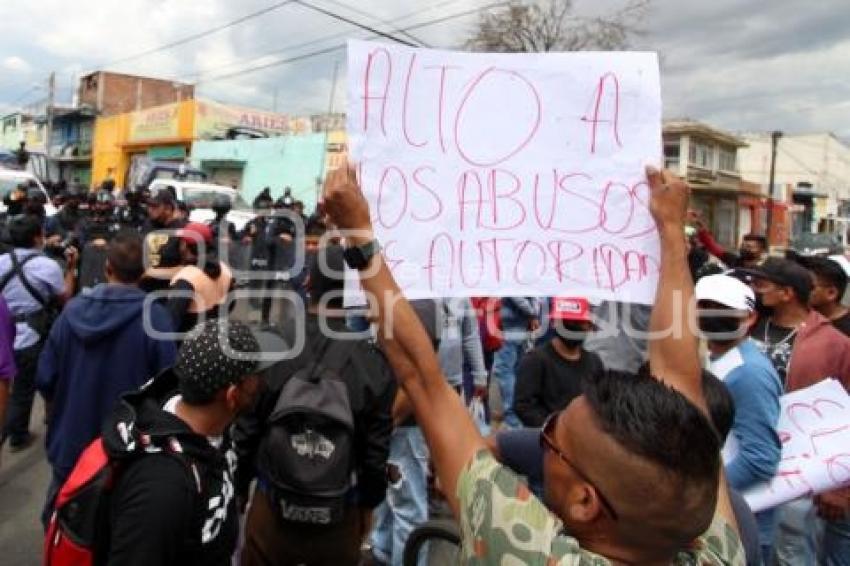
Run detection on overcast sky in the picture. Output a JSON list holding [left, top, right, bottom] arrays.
[[1, 0, 848, 139]]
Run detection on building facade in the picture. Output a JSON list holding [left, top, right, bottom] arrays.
[[191, 135, 327, 208], [662, 120, 771, 248], [48, 107, 96, 186], [77, 71, 195, 117], [738, 132, 850, 241], [91, 98, 316, 194]]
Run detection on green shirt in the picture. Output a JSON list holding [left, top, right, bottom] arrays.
[[456, 450, 745, 565]]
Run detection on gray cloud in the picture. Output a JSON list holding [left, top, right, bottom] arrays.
[[0, 0, 848, 139]]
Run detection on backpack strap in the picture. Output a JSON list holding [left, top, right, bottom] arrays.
[[303, 335, 357, 382], [320, 340, 357, 375], [1, 252, 48, 306], [0, 252, 41, 293]]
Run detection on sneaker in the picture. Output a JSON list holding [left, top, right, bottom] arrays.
[[9, 433, 36, 453]]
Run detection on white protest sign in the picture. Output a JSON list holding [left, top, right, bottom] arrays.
[[346, 40, 662, 303], [743, 379, 850, 513]]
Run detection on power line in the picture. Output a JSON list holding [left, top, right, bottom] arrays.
[[198, 44, 345, 83], [183, 0, 469, 80], [101, 0, 298, 69], [8, 86, 41, 106], [317, 0, 430, 47], [194, 1, 509, 84], [292, 0, 418, 47]]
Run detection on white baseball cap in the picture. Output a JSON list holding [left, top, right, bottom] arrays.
[[695, 274, 756, 312], [829, 255, 850, 278]]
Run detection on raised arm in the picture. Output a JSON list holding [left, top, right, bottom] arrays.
[[646, 167, 703, 410], [322, 166, 486, 515], [646, 166, 737, 529]]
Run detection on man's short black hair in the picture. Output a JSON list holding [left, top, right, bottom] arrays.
[[800, 255, 848, 300], [583, 369, 720, 540], [308, 244, 345, 309], [742, 233, 768, 250], [107, 231, 145, 283], [584, 369, 721, 483], [9, 214, 43, 248]]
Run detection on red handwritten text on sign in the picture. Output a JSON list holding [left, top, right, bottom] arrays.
[[348, 40, 662, 302], [743, 379, 850, 513]]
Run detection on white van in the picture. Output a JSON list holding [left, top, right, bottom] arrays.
[[148, 179, 255, 232], [0, 169, 57, 216]]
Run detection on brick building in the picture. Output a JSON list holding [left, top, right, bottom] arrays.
[[77, 71, 194, 117]]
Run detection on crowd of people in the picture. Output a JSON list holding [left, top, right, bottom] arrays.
[[0, 164, 845, 566]]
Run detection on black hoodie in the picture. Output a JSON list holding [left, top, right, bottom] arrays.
[[101, 370, 238, 566]]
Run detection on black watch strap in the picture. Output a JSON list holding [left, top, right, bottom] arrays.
[[344, 239, 381, 270]]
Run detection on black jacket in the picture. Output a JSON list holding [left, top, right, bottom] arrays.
[[514, 342, 604, 427], [101, 370, 239, 566], [233, 315, 396, 509]]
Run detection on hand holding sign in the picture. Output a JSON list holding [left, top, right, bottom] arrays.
[[323, 164, 373, 246], [646, 166, 690, 234]]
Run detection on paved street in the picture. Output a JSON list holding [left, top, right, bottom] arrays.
[[0, 401, 49, 566]]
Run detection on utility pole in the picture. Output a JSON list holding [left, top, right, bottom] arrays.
[[765, 130, 783, 246], [45, 72, 56, 159], [316, 60, 340, 205]]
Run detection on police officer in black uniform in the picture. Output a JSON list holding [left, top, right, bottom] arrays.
[[115, 187, 148, 233], [210, 194, 237, 243], [46, 185, 85, 241], [76, 191, 120, 291], [79, 191, 119, 246]]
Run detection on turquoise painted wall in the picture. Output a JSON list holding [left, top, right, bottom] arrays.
[[191, 134, 327, 211]]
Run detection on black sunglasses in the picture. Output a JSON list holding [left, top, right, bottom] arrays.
[[540, 412, 619, 521]]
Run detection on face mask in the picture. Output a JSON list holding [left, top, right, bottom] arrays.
[[739, 248, 758, 262], [754, 294, 774, 318], [698, 314, 745, 341], [555, 321, 588, 348]]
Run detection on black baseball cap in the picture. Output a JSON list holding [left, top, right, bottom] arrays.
[[175, 319, 286, 404], [147, 190, 176, 207], [738, 257, 813, 303]]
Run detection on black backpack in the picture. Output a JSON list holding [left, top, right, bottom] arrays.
[[257, 338, 357, 525]]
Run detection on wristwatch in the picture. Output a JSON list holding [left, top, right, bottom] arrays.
[[344, 239, 381, 270]]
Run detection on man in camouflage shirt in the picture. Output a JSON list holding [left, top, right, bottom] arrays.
[[323, 164, 743, 565]]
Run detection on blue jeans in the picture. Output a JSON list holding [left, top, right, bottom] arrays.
[[370, 426, 429, 566], [492, 339, 526, 428], [822, 515, 850, 566], [772, 498, 818, 565], [772, 498, 850, 566]]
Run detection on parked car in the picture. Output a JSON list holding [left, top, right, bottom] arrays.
[[0, 169, 57, 216], [789, 232, 845, 256], [148, 179, 255, 232], [127, 157, 207, 191]]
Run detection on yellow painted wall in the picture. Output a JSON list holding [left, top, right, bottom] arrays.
[[91, 99, 197, 188], [92, 113, 130, 188]]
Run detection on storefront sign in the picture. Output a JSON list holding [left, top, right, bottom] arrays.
[[129, 103, 180, 142], [195, 99, 310, 139]]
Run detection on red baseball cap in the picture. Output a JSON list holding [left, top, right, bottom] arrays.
[[178, 222, 213, 246], [550, 297, 592, 322]]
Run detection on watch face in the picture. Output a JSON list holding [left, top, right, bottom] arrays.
[[344, 246, 367, 269]]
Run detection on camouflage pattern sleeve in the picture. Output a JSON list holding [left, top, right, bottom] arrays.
[[456, 449, 608, 565], [676, 513, 746, 566], [456, 450, 745, 566]]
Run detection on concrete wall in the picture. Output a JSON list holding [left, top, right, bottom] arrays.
[[191, 134, 327, 210]]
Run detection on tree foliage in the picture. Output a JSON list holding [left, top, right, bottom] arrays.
[[466, 0, 650, 53]]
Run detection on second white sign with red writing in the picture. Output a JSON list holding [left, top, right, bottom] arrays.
[[347, 40, 662, 302]]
